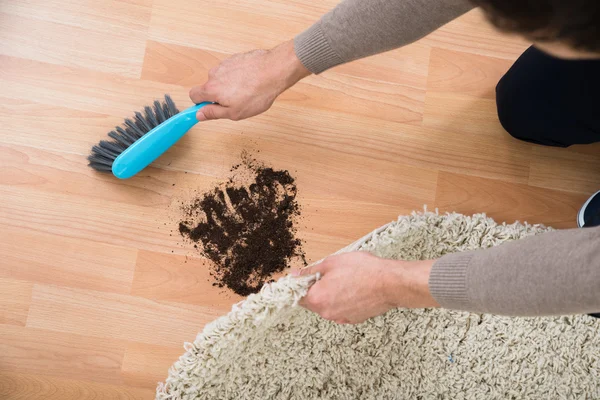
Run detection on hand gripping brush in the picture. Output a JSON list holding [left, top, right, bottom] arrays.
[[88, 95, 210, 179]]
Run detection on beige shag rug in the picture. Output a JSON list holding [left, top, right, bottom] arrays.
[[157, 211, 600, 399]]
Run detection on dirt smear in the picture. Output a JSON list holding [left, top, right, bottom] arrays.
[[179, 154, 306, 296]]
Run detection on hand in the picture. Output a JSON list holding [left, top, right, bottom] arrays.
[[189, 40, 310, 121], [296, 252, 439, 324]]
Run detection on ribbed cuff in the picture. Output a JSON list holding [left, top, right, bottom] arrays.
[[293, 22, 344, 74], [429, 252, 474, 310]]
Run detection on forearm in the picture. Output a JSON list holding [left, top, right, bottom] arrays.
[[430, 227, 600, 316], [270, 40, 312, 91], [294, 0, 474, 74], [384, 259, 440, 309]]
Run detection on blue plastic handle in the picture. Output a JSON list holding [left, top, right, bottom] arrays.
[[112, 102, 211, 179]]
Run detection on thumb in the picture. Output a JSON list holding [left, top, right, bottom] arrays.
[[196, 104, 229, 121], [295, 259, 331, 277]]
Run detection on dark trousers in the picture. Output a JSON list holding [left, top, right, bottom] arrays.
[[496, 46, 600, 319], [496, 46, 600, 147]]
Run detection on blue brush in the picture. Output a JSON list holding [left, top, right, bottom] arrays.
[[88, 95, 210, 179]]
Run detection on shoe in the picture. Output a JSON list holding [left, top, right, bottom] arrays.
[[577, 190, 600, 319], [577, 190, 600, 228]]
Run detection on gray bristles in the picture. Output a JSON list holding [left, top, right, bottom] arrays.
[[88, 94, 180, 172]]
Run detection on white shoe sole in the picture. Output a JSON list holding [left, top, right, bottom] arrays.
[[577, 190, 600, 228]]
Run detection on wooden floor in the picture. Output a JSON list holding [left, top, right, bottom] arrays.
[[1, 1, 600, 398]]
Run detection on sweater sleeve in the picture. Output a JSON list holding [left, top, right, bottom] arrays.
[[293, 0, 474, 74], [429, 226, 600, 316]]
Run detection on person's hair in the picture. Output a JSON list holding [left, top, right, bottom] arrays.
[[470, 0, 600, 52]]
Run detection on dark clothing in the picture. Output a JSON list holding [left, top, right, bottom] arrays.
[[496, 46, 600, 147]]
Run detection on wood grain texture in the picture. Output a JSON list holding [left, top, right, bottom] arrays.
[[0, 55, 190, 117], [424, 47, 515, 134], [1, 0, 599, 397], [0, 0, 152, 77], [0, 372, 153, 400], [131, 250, 244, 310], [434, 172, 588, 229], [529, 146, 600, 195], [27, 285, 222, 347], [422, 9, 531, 59], [0, 325, 126, 384], [121, 343, 183, 388], [0, 97, 122, 155], [148, 0, 329, 52], [0, 225, 136, 294], [426, 48, 514, 98], [0, 279, 33, 326]]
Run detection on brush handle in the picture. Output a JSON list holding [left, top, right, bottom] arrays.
[[112, 102, 211, 179]]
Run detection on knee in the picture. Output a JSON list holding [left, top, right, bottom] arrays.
[[495, 76, 536, 143], [495, 76, 570, 147], [495, 46, 556, 145]]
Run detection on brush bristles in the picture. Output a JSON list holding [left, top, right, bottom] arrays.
[[88, 94, 180, 172]]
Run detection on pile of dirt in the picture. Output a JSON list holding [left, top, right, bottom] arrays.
[[179, 156, 306, 296]]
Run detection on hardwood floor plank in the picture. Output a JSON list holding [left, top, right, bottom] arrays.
[[422, 9, 530, 59], [330, 43, 431, 89], [422, 91, 512, 136], [0, 143, 184, 207], [0, 185, 180, 255], [131, 250, 244, 310], [423, 47, 518, 137], [357, 122, 532, 184], [0, 55, 193, 117], [434, 172, 589, 229], [0, 0, 152, 77], [141, 41, 226, 87], [0, 14, 143, 78], [0, 279, 33, 326], [0, 143, 218, 254], [0, 372, 153, 400], [0, 226, 136, 294], [427, 47, 513, 98], [2, 0, 153, 32], [121, 343, 183, 389], [285, 72, 425, 125], [26, 285, 223, 347], [0, 325, 126, 384], [566, 142, 600, 157], [0, 97, 122, 155], [298, 198, 420, 246], [529, 146, 600, 195], [259, 140, 439, 206], [148, 0, 331, 52]]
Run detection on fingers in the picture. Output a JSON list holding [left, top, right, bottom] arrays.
[[189, 85, 219, 105], [296, 265, 314, 277], [189, 84, 236, 121], [297, 260, 330, 277], [196, 104, 230, 121]]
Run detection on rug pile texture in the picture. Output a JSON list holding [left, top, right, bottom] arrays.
[[157, 211, 600, 399]]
